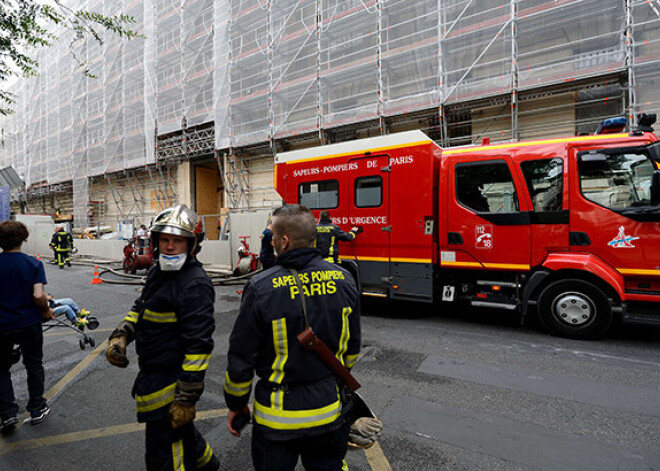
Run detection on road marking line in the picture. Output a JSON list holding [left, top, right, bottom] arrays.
[[364, 441, 392, 470], [3, 401, 392, 471], [6, 340, 109, 436], [44, 328, 113, 338], [45, 339, 108, 402], [0, 409, 229, 455], [3, 338, 393, 470]]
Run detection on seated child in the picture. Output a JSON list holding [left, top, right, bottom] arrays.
[[47, 295, 90, 328]]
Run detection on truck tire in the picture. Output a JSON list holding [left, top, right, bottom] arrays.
[[537, 279, 613, 340]]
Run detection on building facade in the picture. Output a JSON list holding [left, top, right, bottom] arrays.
[[1, 0, 659, 236]]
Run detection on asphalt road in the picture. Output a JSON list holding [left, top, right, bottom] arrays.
[[1, 260, 659, 470]]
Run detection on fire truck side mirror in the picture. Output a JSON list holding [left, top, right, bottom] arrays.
[[651, 171, 660, 207]]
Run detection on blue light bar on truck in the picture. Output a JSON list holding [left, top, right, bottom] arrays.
[[595, 117, 627, 134]]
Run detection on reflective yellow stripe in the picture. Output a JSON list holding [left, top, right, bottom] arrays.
[[196, 442, 212, 468], [142, 309, 177, 323], [442, 133, 630, 155], [342, 459, 349, 471], [335, 307, 352, 366], [254, 398, 342, 430], [341, 256, 433, 263], [329, 236, 336, 257], [224, 372, 252, 397], [123, 311, 139, 324], [136, 382, 176, 413], [617, 268, 660, 276], [323, 256, 335, 263], [269, 318, 289, 410], [482, 263, 530, 270], [268, 318, 288, 385], [441, 261, 483, 268], [182, 353, 211, 372], [392, 257, 432, 263], [272, 389, 284, 411], [345, 353, 359, 369], [356, 256, 389, 262], [441, 261, 531, 270], [280, 139, 431, 165], [172, 439, 185, 471]]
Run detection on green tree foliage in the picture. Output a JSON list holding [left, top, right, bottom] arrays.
[[0, 0, 141, 115]]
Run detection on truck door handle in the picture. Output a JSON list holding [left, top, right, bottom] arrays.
[[569, 231, 591, 246], [381, 226, 392, 232], [448, 232, 463, 245]]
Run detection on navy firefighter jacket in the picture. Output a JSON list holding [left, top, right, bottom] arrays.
[[315, 218, 356, 263], [122, 258, 215, 422], [224, 247, 360, 439], [50, 230, 73, 251]]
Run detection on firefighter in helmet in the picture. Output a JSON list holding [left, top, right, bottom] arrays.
[[105, 204, 219, 471], [49, 226, 73, 269], [315, 210, 362, 264]]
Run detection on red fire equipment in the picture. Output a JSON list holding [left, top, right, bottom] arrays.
[[234, 236, 259, 275], [123, 238, 154, 274]]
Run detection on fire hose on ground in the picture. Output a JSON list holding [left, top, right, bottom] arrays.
[[95, 265, 260, 286]]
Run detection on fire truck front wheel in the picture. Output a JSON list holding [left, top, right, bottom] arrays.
[[538, 279, 613, 340]]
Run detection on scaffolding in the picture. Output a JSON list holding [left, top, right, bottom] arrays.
[[0, 0, 658, 217]]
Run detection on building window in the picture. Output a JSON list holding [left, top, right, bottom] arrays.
[[299, 180, 339, 209]]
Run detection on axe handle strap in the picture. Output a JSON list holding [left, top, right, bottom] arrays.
[[289, 268, 361, 392]]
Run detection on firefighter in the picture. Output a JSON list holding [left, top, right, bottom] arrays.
[[105, 204, 220, 471], [315, 210, 361, 264], [259, 220, 276, 269], [225, 204, 360, 470], [49, 226, 73, 269]]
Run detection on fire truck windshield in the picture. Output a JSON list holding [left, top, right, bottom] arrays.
[[578, 148, 660, 221]]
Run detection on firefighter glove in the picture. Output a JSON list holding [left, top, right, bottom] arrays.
[[348, 417, 383, 449], [105, 336, 129, 368], [169, 401, 196, 429]]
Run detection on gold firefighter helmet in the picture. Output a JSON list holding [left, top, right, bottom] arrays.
[[150, 204, 199, 238]]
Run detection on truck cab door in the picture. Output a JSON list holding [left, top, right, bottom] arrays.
[[346, 155, 391, 294], [518, 157, 570, 266], [570, 145, 660, 298], [445, 157, 532, 273]]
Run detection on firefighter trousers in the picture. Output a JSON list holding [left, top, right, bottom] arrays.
[[145, 417, 219, 471], [55, 249, 70, 268], [251, 422, 350, 471]]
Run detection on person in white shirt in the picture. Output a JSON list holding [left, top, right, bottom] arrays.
[[136, 224, 150, 255]]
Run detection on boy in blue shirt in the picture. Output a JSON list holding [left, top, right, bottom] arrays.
[[0, 221, 55, 433]]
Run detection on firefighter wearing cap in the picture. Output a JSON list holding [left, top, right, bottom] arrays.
[[315, 210, 361, 264], [105, 204, 219, 471], [225, 204, 360, 470], [49, 226, 73, 269]]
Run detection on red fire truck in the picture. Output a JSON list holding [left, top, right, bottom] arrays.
[[274, 117, 660, 339]]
